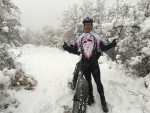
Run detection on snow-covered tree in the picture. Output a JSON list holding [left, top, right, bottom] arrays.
[[61, 3, 81, 45], [60, 0, 150, 77], [0, 0, 23, 46], [33, 26, 64, 47], [100, 0, 150, 77]]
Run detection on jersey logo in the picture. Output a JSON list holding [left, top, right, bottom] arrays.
[[82, 37, 95, 58]]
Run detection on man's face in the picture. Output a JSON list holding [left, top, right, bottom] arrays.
[[84, 24, 92, 33]]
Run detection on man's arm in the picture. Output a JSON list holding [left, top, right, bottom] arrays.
[[99, 39, 116, 51], [63, 42, 78, 54]]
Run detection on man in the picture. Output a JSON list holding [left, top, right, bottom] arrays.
[[68, 44, 101, 91], [63, 17, 116, 112]]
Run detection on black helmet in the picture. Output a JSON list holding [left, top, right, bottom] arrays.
[[82, 17, 93, 24]]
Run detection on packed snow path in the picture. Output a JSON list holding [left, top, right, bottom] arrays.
[[10, 45, 150, 113]]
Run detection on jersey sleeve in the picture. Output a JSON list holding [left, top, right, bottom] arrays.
[[65, 43, 78, 54], [95, 34, 112, 51], [76, 37, 81, 50], [99, 41, 112, 51], [95, 34, 102, 47]]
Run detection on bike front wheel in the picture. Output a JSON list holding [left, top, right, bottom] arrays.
[[72, 77, 89, 113]]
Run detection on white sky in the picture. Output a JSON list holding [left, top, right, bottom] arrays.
[[12, 0, 140, 32], [13, 0, 84, 31]]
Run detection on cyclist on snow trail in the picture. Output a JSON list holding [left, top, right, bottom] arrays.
[[63, 17, 116, 112]]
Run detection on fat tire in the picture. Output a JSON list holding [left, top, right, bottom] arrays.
[[72, 77, 89, 113]]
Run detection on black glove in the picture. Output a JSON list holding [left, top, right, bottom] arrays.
[[63, 42, 68, 50], [70, 44, 74, 48], [110, 39, 117, 48]]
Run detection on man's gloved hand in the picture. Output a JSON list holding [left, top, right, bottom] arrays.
[[110, 39, 117, 48], [70, 44, 74, 48], [63, 42, 68, 50]]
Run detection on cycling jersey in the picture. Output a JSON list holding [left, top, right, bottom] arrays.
[[66, 31, 112, 61], [76, 32, 101, 58]]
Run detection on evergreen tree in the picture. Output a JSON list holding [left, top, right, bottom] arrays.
[[0, 0, 23, 46]]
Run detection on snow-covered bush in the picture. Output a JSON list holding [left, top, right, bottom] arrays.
[[2, 68, 38, 91], [0, 68, 19, 112], [0, 70, 10, 90], [0, 66, 37, 112], [0, 59, 37, 111]]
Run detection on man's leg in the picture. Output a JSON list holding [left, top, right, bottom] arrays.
[[82, 63, 94, 105], [91, 61, 108, 112]]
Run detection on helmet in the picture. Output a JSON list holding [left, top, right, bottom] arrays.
[[82, 17, 93, 24]]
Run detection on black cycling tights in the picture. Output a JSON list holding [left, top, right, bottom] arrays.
[[82, 61, 106, 102]]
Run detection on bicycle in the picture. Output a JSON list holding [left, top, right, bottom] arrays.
[[70, 62, 89, 113]]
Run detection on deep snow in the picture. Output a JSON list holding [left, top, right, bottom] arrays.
[[6, 45, 150, 113]]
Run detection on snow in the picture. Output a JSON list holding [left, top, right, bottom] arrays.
[[116, 54, 121, 59], [4, 45, 150, 113], [142, 47, 150, 55], [129, 56, 141, 66], [128, 8, 134, 16], [14, 26, 26, 33], [2, 68, 16, 79], [140, 17, 150, 33], [114, 18, 124, 27], [105, 0, 140, 10], [101, 23, 113, 33], [2, 26, 9, 32], [0, 71, 10, 86]]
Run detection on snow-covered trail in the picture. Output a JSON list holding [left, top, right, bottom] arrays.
[[10, 45, 150, 113]]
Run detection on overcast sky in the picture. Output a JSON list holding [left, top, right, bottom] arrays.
[[12, 0, 139, 32], [13, 0, 86, 32]]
